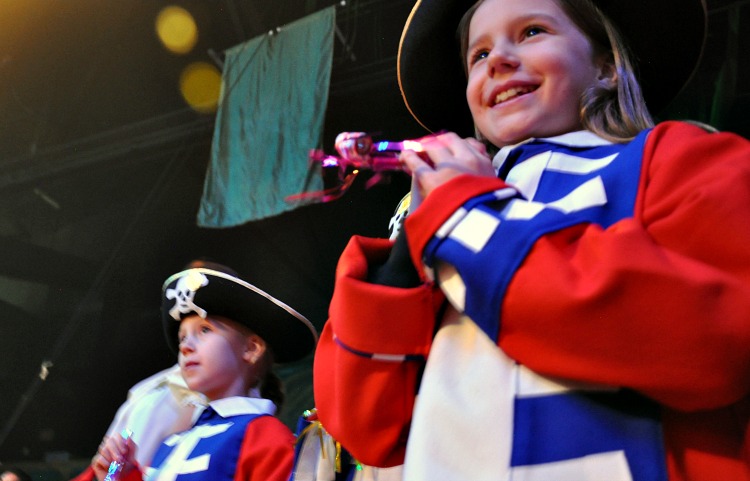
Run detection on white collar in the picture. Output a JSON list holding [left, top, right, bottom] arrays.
[[493, 130, 612, 172], [208, 396, 277, 417], [535, 130, 612, 147]]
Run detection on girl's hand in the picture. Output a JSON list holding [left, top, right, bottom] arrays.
[[400, 132, 495, 211], [92, 432, 137, 481]]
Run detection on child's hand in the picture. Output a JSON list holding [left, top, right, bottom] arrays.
[[400, 132, 494, 210], [92, 432, 137, 481]]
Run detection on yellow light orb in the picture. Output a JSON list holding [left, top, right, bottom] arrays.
[[179, 62, 222, 113], [155, 6, 198, 55]]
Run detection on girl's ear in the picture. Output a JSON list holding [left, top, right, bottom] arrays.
[[597, 54, 618, 86], [243, 334, 267, 365]]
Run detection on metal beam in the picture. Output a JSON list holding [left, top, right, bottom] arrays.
[[0, 236, 97, 288]]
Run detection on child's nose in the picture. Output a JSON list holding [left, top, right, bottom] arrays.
[[487, 43, 520, 76], [179, 336, 196, 354]]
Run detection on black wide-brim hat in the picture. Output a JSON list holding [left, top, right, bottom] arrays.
[[161, 268, 318, 363], [398, 0, 707, 137]]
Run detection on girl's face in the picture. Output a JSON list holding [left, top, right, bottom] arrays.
[[465, 0, 604, 146], [178, 314, 262, 401]]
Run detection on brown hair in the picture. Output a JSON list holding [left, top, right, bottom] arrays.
[[458, 0, 654, 143], [239, 323, 286, 414], [259, 368, 285, 414]]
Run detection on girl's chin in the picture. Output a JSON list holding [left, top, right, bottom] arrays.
[[480, 114, 584, 145], [485, 124, 565, 146], [478, 120, 532, 145], [485, 131, 533, 147]]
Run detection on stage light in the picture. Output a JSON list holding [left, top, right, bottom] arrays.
[[179, 61, 221, 113], [155, 5, 198, 55]]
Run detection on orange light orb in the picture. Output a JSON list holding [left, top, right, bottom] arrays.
[[156, 6, 198, 55], [179, 61, 222, 113]]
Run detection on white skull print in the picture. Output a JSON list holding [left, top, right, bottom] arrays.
[[166, 271, 210, 320]]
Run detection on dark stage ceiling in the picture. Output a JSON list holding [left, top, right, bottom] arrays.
[[0, 0, 747, 469]]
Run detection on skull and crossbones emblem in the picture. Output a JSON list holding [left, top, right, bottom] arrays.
[[166, 271, 210, 320]]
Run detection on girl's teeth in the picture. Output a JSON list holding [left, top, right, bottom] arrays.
[[495, 86, 533, 104]]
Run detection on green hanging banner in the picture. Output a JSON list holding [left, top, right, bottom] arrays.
[[198, 7, 334, 227]]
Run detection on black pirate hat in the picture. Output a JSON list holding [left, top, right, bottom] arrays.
[[397, 0, 707, 137], [161, 267, 318, 363]]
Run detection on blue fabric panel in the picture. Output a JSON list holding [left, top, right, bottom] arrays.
[[149, 407, 264, 481], [511, 390, 668, 481]]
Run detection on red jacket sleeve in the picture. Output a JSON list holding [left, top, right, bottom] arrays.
[[491, 122, 750, 411], [313, 236, 442, 467], [234, 416, 295, 481]]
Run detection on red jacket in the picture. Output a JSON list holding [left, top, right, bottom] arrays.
[[314, 122, 750, 480]]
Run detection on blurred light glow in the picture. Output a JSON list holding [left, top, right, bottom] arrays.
[[155, 6, 198, 55], [179, 61, 221, 113], [402, 140, 424, 152]]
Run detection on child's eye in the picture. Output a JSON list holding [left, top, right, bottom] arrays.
[[468, 49, 489, 67], [200, 325, 212, 334], [523, 26, 546, 38]]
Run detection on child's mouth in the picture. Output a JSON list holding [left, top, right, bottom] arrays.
[[494, 86, 538, 105]]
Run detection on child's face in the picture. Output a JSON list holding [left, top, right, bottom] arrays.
[[177, 314, 258, 401], [465, 0, 604, 146]]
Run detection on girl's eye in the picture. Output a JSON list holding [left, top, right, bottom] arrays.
[[523, 26, 546, 38], [200, 325, 212, 334], [469, 49, 489, 67]]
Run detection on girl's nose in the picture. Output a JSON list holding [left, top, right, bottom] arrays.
[[179, 335, 195, 355], [487, 43, 520, 77]]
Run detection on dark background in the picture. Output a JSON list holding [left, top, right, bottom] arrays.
[[0, 0, 747, 473]]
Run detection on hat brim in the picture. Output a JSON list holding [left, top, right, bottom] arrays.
[[398, 0, 707, 137], [162, 268, 318, 363]]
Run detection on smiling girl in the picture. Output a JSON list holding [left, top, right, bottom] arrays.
[[313, 0, 750, 479]]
